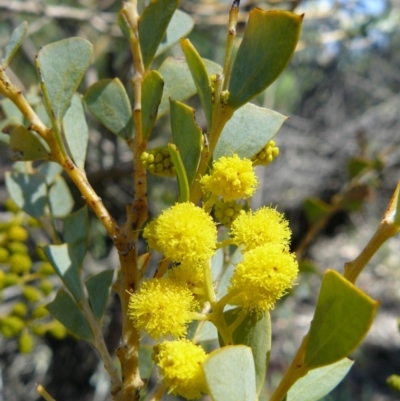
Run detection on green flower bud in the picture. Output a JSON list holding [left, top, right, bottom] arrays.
[[37, 262, 54, 276], [0, 270, 4, 289], [8, 253, 32, 275], [0, 316, 25, 337], [7, 241, 29, 254], [19, 331, 35, 354], [22, 286, 41, 303], [7, 225, 29, 242], [11, 302, 28, 318], [214, 200, 243, 227], [141, 147, 176, 177], [32, 305, 49, 319], [48, 321, 68, 340], [3, 273, 19, 287], [36, 246, 47, 261], [39, 279, 53, 296], [31, 323, 47, 337], [4, 198, 20, 214], [0, 247, 10, 263], [27, 217, 41, 228], [387, 375, 400, 392]]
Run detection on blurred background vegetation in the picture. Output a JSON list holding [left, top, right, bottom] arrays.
[[0, 0, 400, 400]]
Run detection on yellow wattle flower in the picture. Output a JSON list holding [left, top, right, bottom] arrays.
[[143, 202, 217, 264], [128, 277, 198, 340], [153, 340, 208, 400], [231, 206, 291, 252], [200, 154, 257, 201], [228, 243, 298, 311]]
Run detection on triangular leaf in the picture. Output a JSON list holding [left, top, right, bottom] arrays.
[[214, 103, 286, 160], [1, 21, 28, 68], [48, 176, 74, 218], [5, 170, 47, 218], [181, 38, 213, 129], [37, 38, 92, 121], [63, 93, 89, 170], [228, 10, 303, 110], [222, 308, 271, 394], [142, 70, 163, 139], [43, 243, 83, 302], [170, 99, 202, 187], [155, 9, 194, 58], [158, 57, 222, 119], [203, 345, 256, 401], [304, 270, 379, 369], [5, 123, 50, 161], [46, 289, 93, 341], [287, 358, 353, 401], [139, 0, 179, 69], [168, 143, 190, 202], [84, 78, 133, 139], [85, 270, 114, 321]]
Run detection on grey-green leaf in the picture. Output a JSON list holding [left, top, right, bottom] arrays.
[[84, 78, 133, 139], [5, 123, 50, 161], [222, 308, 271, 395], [142, 70, 164, 139], [43, 243, 83, 302], [168, 143, 190, 202], [181, 38, 213, 129], [139, 0, 179, 69], [214, 103, 287, 160], [37, 37, 92, 121], [170, 100, 202, 187], [63, 93, 89, 170], [155, 9, 194, 58], [63, 206, 88, 267], [37, 162, 63, 185], [46, 289, 93, 341], [203, 345, 256, 401], [85, 270, 114, 321], [48, 176, 74, 218], [1, 21, 28, 68], [5, 171, 47, 218], [158, 57, 222, 119], [287, 358, 353, 401], [228, 10, 303, 110]]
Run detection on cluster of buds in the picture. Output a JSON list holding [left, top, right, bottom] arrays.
[[0, 199, 68, 354], [141, 147, 176, 177], [213, 199, 244, 227], [252, 139, 280, 166]]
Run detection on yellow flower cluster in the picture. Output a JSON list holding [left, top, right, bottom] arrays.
[[128, 277, 199, 339], [214, 199, 243, 227], [200, 154, 257, 201], [228, 243, 298, 310], [153, 340, 208, 400], [228, 206, 298, 311], [231, 207, 291, 252], [143, 202, 217, 264]]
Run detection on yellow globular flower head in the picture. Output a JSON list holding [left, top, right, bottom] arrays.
[[200, 154, 257, 201], [153, 340, 208, 400], [228, 243, 299, 311], [8, 253, 32, 275], [231, 206, 291, 252], [167, 263, 205, 298], [128, 278, 198, 340], [143, 202, 217, 264]]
